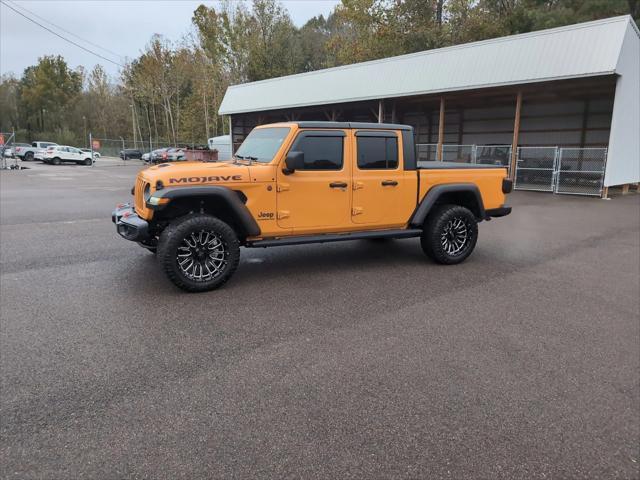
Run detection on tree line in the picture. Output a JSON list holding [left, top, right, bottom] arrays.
[[0, 0, 637, 148]]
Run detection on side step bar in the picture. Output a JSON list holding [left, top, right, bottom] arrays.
[[246, 229, 422, 248]]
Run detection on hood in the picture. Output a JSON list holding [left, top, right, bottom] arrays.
[[141, 161, 251, 187]]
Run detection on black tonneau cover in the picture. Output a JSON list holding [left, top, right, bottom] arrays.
[[418, 161, 507, 170]]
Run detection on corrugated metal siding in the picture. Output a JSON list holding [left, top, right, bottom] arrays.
[[605, 20, 640, 186], [219, 16, 633, 115]]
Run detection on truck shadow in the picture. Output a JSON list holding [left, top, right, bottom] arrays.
[[232, 238, 429, 284]]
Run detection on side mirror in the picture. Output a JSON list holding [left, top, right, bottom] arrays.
[[283, 151, 304, 175]]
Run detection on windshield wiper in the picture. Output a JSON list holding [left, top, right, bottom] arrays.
[[246, 156, 258, 165], [233, 154, 245, 165]]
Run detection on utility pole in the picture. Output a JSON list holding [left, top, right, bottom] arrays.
[[83, 116, 87, 147], [130, 104, 136, 149], [90, 132, 94, 167], [120, 136, 125, 165]]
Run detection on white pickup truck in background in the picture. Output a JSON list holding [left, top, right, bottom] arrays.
[[14, 141, 58, 161]]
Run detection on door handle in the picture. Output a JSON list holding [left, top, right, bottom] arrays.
[[381, 180, 398, 186], [329, 182, 348, 189]]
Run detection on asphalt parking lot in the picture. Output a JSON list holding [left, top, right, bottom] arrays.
[[1, 162, 638, 479]]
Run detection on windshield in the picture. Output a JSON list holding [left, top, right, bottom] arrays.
[[235, 127, 290, 163]]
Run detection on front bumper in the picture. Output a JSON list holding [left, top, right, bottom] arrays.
[[112, 203, 150, 242]]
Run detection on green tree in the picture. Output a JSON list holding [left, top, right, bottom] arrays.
[[299, 14, 338, 71], [0, 74, 20, 133], [480, 0, 638, 34], [194, 0, 303, 82], [18, 55, 82, 136], [193, 1, 252, 83]]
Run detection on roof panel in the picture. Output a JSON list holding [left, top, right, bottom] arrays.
[[219, 16, 635, 115]]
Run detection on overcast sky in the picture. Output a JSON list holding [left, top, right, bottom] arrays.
[[0, 0, 340, 80]]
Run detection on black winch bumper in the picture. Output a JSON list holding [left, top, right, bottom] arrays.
[[112, 203, 150, 242]]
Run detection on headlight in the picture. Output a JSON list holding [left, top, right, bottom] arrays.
[[148, 196, 169, 206]]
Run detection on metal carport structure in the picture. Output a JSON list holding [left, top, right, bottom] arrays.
[[220, 15, 640, 195]]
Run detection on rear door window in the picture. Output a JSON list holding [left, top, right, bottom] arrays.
[[356, 135, 398, 170]]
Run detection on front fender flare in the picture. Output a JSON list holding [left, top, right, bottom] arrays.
[[152, 186, 260, 237]]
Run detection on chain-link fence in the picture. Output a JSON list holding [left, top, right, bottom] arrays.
[[415, 143, 605, 196], [441, 144, 475, 163], [475, 145, 512, 168], [1, 132, 611, 196], [416, 143, 511, 167], [416, 143, 439, 162], [554, 148, 607, 196], [0, 131, 23, 170], [514, 147, 559, 192]]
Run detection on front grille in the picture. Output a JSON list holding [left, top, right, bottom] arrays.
[[134, 177, 147, 216]]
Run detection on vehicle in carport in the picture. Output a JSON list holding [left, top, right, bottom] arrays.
[[113, 122, 512, 292]]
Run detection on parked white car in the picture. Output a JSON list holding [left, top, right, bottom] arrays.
[[42, 145, 94, 165], [80, 148, 100, 159]]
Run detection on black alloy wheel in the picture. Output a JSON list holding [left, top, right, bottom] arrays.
[[157, 214, 240, 292], [421, 204, 478, 264]]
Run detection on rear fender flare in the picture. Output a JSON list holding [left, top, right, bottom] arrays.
[[410, 183, 486, 227]]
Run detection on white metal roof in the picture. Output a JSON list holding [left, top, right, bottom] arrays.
[[219, 15, 639, 115]]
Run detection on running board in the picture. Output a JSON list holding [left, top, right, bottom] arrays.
[[246, 229, 422, 248]]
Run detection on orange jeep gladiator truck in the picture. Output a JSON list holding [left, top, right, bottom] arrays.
[[113, 122, 512, 292]]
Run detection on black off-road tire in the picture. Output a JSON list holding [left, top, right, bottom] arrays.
[[24, 152, 34, 161], [52, 157, 61, 165], [421, 204, 478, 265], [157, 214, 240, 292]]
